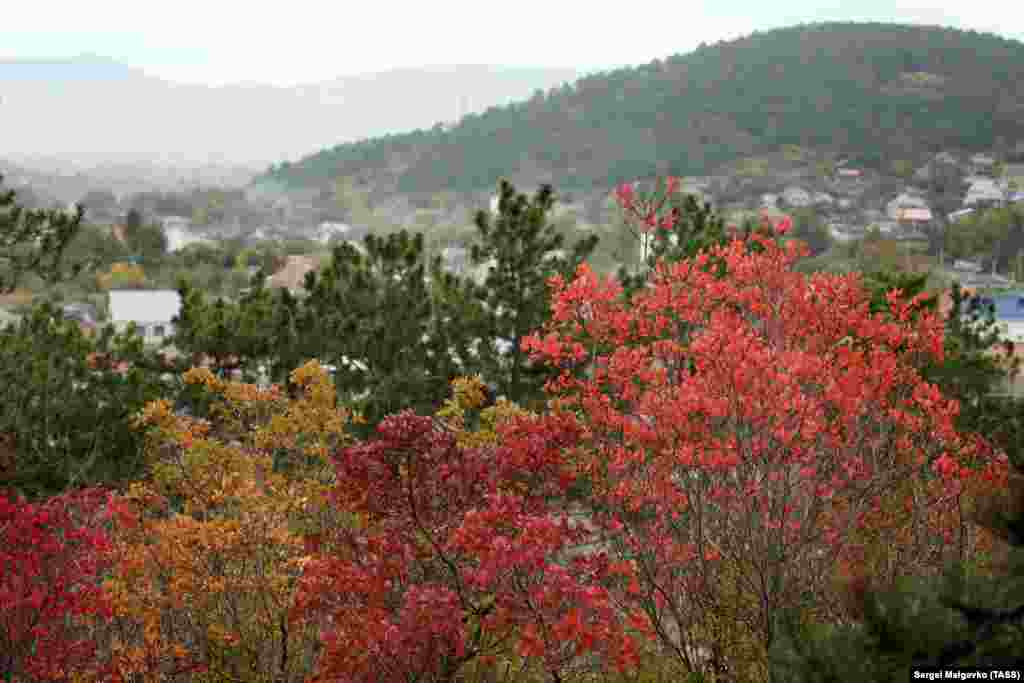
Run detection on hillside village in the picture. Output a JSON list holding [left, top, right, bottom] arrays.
[[6, 141, 1024, 362]]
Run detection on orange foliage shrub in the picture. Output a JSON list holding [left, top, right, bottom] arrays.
[[99, 361, 354, 682]]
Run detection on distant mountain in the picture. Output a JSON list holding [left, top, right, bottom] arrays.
[[0, 55, 585, 168], [258, 22, 1024, 197]]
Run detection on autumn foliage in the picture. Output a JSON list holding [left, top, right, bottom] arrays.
[[515, 222, 1008, 677], [99, 361, 354, 682], [97, 262, 146, 290], [0, 487, 115, 682], [1, 176, 1015, 682]]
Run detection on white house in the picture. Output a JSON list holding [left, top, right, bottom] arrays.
[[895, 207, 933, 223], [964, 178, 1006, 206], [970, 153, 996, 175], [953, 259, 983, 273], [782, 186, 812, 207], [316, 222, 351, 245], [828, 224, 866, 244], [440, 246, 470, 275], [108, 289, 181, 343], [886, 192, 929, 220]]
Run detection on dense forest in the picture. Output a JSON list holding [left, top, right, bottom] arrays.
[[259, 22, 1024, 195]]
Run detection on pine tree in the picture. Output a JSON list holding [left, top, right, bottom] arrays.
[[0, 174, 92, 293], [468, 179, 598, 409], [301, 231, 462, 430], [0, 303, 169, 499], [770, 461, 1024, 680]]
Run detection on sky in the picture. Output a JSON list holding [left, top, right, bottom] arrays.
[[1, 0, 1022, 87]]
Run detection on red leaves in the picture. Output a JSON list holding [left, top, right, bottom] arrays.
[[285, 178, 1010, 678], [511, 215, 1004, 669], [297, 410, 639, 681], [0, 488, 115, 682]]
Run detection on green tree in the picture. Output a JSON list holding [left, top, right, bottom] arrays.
[[121, 210, 168, 267], [0, 174, 92, 294], [0, 303, 171, 499], [299, 231, 466, 430], [171, 274, 275, 380], [468, 180, 599, 409]]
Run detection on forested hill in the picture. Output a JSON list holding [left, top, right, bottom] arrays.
[[258, 22, 1024, 195]]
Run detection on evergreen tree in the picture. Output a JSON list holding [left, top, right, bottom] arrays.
[[0, 303, 170, 500], [301, 231, 463, 430], [468, 179, 598, 409], [0, 174, 92, 294], [771, 461, 1024, 680], [170, 273, 275, 380]]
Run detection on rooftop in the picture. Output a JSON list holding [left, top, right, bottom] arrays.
[[108, 289, 181, 324]]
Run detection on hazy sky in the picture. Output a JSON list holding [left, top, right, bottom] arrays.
[[2, 0, 1022, 86]]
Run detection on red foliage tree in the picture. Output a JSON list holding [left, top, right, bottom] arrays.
[[0, 487, 116, 682], [293, 411, 648, 682], [515, 226, 1008, 676]]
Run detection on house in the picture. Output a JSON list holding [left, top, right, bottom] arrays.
[[964, 178, 1006, 206], [958, 273, 1014, 290], [895, 207, 933, 224], [61, 302, 98, 326], [970, 153, 997, 175], [315, 222, 350, 245], [440, 246, 470, 275], [108, 289, 181, 343], [886, 193, 929, 220], [828, 224, 866, 244], [953, 259, 983, 273], [266, 255, 320, 293], [782, 186, 812, 208], [812, 192, 834, 206]]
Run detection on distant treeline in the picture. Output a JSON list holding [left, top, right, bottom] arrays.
[[261, 22, 1024, 194]]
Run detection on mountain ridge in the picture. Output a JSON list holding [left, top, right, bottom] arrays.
[[258, 21, 1024, 197]]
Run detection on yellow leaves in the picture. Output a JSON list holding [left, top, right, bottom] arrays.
[[107, 360, 363, 679], [184, 366, 221, 390], [97, 261, 146, 289], [437, 375, 531, 449]]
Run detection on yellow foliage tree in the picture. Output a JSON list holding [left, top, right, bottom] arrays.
[[97, 262, 146, 290], [100, 361, 354, 682]]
